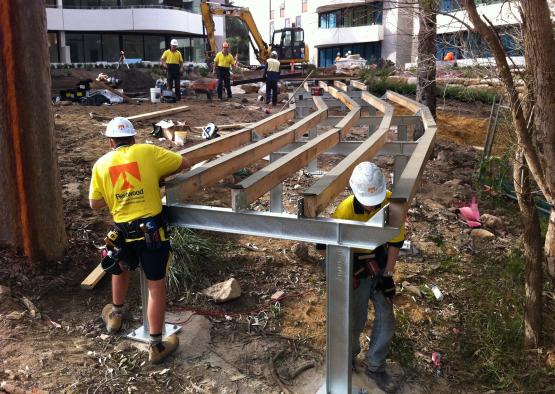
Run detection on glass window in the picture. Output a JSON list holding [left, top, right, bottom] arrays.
[[144, 35, 165, 61], [342, 8, 353, 27], [173, 37, 190, 61], [319, 13, 328, 28], [295, 15, 301, 28], [283, 30, 291, 46], [46, 0, 58, 7], [270, 9, 274, 19], [98, 0, 118, 6], [285, 18, 290, 28], [294, 29, 303, 43], [270, 21, 275, 39], [48, 32, 60, 62], [302, 0, 308, 13], [122, 34, 144, 59], [66, 33, 85, 62], [83, 33, 102, 62], [328, 11, 337, 28], [102, 34, 120, 62], [63, 0, 81, 8], [190, 37, 205, 63]]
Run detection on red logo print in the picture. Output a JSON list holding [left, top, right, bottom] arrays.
[[109, 162, 141, 190]]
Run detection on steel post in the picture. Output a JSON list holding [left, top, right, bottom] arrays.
[[269, 153, 283, 213]]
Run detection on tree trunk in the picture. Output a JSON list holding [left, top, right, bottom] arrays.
[[513, 148, 543, 348], [415, 0, 438, 140], [520, 1, 555, 286], [0, 1, 68, 261]]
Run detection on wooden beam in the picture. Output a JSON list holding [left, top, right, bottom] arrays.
[[231, 128, 341, 210], [385, 90, 436, 130], [333, 80, 348, 92], [350, 80, 367, 91], [313, 96, 328, 111], [127, 105, 189, 122], [193, 123, 253, 130], [335, 108, 361, 137], [361, 91, 392, 114], [301, 125, 390, 217], [166, 109, 327, 200], [81, 263, 105, 290], [175, 108, 295, 166]]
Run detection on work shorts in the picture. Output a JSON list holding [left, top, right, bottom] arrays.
[[118, 239, 172, 281]]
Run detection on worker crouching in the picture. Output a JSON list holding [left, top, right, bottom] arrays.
[[89, 117, 190, 364], [318, 162, 404, 393]]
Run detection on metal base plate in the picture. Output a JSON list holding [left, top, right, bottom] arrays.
[[317, 383, 368, 394], [126, 323, 182, 343]]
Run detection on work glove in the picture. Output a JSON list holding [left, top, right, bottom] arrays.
[[379, 275, 396, 300]]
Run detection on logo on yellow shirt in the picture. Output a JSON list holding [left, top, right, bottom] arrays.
[[109, 162, 141, 190]]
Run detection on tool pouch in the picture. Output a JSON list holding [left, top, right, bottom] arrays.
[[142, 219, 162, 250], [101, 248, 122, 275]]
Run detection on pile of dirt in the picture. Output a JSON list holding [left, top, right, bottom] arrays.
[[51, 68, 157, 94]]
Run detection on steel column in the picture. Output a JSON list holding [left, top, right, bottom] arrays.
[[269, 153, 283, 213]]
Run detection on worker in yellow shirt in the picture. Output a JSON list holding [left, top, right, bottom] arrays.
[[160, 39, 184, 100], [89, 117, 190, 364], [317, 162, 404, 393], [212, 41, 236, 100]]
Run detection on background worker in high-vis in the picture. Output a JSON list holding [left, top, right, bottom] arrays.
[[317, 162, 404, 393], [89, 117, 190, 364], [212, 41, 236, 100], [160, 39, 184, 100]]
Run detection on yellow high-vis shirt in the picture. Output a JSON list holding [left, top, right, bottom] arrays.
[[89, 144, 183, 223], [161, 49, 183, 64], [266, 58, 280, 72], [331, 192, 405, 254], [214, 51, 236, 68]]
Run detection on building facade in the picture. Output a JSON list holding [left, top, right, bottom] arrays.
[[431, 0, 522, 63], [233, 0, 415, 67], [45, 0, 224, 64]]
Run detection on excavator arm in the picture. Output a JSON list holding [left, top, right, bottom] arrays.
[[200, 0, 271, 65]]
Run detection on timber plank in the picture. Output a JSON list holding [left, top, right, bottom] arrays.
[[81, 263, 105, 290], [167, 110, 327, 199], [350, 80, 367, 91], [174, 108, 295, 166], [361, 91, 391, 114], [127, 105, 189, 122], [231, 128, 341, 210]]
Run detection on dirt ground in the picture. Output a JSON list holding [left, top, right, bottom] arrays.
[[1, 83, 554, 394]]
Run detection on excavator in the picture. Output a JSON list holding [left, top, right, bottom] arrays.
[[200, 0, 309, 67]]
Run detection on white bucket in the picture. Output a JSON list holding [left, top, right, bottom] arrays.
[[150, 87, 161, 103]]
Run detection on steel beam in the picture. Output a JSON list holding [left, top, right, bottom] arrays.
[[166, 204, 399, 250]]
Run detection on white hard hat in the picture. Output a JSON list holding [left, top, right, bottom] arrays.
[[271, 50, 278, 56], [349, 162, 386, 207], [105, 117, 136, 138], [170, 39, 178, 46]]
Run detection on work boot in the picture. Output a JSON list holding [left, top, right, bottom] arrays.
[[148, 335, 179, 364], [367, 369, 398, 393], [101, 304, 122, 334]]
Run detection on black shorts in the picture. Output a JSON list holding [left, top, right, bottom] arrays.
[[119, 240, 172, 281]]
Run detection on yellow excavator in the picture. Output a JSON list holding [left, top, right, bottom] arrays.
[[200, 0, 309, 66]]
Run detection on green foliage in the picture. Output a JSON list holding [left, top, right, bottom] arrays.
[[166, 228, 227, 298], [441, 84, 497, 104], [226, 17, 250, 63], [197, 66, 210, 77]]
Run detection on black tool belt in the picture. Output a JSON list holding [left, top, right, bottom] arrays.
[[114, 212, 167, 240]]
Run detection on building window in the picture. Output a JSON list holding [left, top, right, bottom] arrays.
[[83, 33, 102, 62], [122, 34, 144, 59], [144, 35, 165, 61], [46, 0, 58, 7], [319, 3, 383, 29], [102, 34, 120, 62], [48, 32, 60, 62], [285, 18, 290, 28], [270, 21, 275, 40], [280, 1, 285, 17], [270, 9, 274, 19], [302, 0, 308, 13], [190, 37, 206, 62], [295, 15, 301, 28], [318, 42, 381, 67]]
